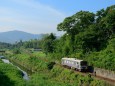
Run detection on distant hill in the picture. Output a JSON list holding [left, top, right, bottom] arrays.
[[0, 30, 43, 43]]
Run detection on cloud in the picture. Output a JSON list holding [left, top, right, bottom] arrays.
[[11, 0, 66, 18], [0, 0, 66, 35]]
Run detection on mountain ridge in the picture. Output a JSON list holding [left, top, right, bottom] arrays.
[[0, 30, 43, 43]]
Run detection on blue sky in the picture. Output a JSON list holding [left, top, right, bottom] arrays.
[[0, 0, 115, 35]]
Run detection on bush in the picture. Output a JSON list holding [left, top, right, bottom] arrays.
[[47, 62, 56, 70]]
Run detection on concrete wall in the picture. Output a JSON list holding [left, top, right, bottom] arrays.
[[94, 68, 115, 80]]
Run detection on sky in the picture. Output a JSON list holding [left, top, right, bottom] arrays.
[[0, 0, 115, 35]]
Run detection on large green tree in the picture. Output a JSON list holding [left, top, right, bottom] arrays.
[[57, 11, 95, 54], [55, 5, 115, 56], [57, 11, 95, 35], [42, 33, 56, 54]]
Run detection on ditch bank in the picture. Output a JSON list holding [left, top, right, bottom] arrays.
[[9, 59, 33, 75], [1, 58, 30, 80]]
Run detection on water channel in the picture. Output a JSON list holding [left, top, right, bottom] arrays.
[[1, 58, 29, 80]]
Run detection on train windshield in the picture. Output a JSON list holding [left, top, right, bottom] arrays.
[[80, 61, 87, 66]]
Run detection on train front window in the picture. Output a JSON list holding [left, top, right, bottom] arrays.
[[81, 61, 87, 66]]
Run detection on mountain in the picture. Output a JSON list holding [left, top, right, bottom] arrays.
[[0, 30, 43, 43]]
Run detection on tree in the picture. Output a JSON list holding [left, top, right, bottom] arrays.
[[57, 11, 95, 35], [57, 11, 95, 54], [42, 33, 56, 54], [13, 48, 21, 54]]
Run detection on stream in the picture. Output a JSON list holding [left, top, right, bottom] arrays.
[[1, 58, 29, 80]]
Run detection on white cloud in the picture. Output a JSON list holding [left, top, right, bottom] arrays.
[[0, 0, 66, 35], [11, 0, 66, 18]]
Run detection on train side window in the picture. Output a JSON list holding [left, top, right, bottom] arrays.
[[66, 60, 67, 63], [67, 61, 68, 63], [70, 61, 72, 64], [64, 60, 66, 63], [71, 61, 73, 64], [74, 62, 76, 65], [65, 60, 67, 63], [69, 61, 71, 64], [69, 61, 70, 63], [74, 62, 76, 64]]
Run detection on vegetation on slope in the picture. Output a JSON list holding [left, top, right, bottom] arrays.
[[9, 51, 107, 86], [0, 59, 25, 86]]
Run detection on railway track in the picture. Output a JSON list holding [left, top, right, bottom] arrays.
[[94, 75, 115, 86], [56, 63, 115, 86]]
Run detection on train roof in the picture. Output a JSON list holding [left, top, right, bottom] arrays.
[[62, 58, 85, 62]]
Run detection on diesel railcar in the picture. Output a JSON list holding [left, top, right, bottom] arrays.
[[61, 58, 88, 71]]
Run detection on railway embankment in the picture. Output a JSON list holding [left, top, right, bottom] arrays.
[[94, 68, 115, 81]]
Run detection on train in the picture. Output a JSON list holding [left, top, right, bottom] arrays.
[[61, 58, 88, 72]]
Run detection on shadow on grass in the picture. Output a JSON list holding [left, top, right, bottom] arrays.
[[0, 71, 15, 86]]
